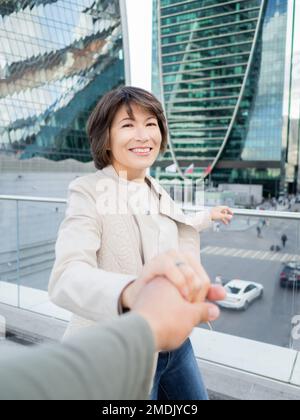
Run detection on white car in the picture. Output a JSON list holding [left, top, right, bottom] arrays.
[[217, 279, 264, 311]]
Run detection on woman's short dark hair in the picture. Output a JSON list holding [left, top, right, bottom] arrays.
[[87, 86, 168, 170]]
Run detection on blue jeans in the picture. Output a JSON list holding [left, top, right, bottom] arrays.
[[150, 338, 209, 400]]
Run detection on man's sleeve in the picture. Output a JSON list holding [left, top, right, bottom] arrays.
[[0, 313, 155, 400]]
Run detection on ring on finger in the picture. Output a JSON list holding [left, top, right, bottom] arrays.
[[175, 260, 186, 268]]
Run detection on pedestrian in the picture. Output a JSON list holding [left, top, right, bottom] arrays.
[[257, 226, 262, 238], [281, 234, 287, 248], [215, 222, 220, 233]]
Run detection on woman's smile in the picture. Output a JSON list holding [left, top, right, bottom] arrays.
[[129, 147, 153, 157]]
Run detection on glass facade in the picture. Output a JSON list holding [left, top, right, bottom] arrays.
[[0, 0, 125, 171], [153, 0, 297, 195], [240, 3, 287, 162], [284, 0, 300, 192]]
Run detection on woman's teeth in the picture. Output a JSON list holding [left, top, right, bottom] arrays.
[[130, 148, 152, 154]]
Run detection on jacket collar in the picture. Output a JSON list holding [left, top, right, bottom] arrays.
[[98, 165, 189, 226], [100, 164, 162, 197]]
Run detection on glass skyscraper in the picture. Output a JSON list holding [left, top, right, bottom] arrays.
[[153, 0, 300, 196], [0, 0, 125, 171]]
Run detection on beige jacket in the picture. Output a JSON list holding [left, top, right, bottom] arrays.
[[48, 165, 212, 338]]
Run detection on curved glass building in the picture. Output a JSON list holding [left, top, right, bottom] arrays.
[[0, 0, 126, 171], [153, 0, 299, 195]]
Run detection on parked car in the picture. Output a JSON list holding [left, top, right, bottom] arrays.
[[217, 279, 264, 311], [280, 262, 300, 288]]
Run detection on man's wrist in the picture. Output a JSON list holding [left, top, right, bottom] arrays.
[[134, 310, 161, 351]]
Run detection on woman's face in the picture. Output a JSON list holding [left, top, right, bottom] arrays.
[[109, 103, 162, 180]]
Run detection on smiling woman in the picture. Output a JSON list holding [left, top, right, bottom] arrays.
[[49, 85, 232, 402]]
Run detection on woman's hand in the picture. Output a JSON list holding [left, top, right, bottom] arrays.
[[210, 206, 233, 225], [121, 249, 211, 310]]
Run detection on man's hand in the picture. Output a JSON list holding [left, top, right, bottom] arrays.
[[210, 206, 233, 225], [132, 278, 226, 351]]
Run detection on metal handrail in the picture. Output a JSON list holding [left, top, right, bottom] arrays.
[[0, 195, 67, 204], [1, 195, 300, 220], [182, 205, 300, 221]]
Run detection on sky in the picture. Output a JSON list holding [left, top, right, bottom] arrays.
[[125, 0, 153, 90]]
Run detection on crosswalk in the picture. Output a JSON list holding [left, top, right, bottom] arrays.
[[201, 246, 300, 263]]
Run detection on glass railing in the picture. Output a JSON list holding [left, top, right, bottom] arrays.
[[184, 206, 300, 351], [0, 195, 68, 320], [0, 194, 299, 351]]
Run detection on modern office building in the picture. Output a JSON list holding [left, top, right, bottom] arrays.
[[0, 0, 126, 171], [152, 0, 300, 196]]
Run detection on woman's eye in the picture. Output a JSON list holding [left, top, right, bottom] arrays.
[[147, 123, 157, 127], [122, 124, 133, 128]]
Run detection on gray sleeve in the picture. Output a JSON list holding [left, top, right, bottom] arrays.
[[0, 313, 155, 400]]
